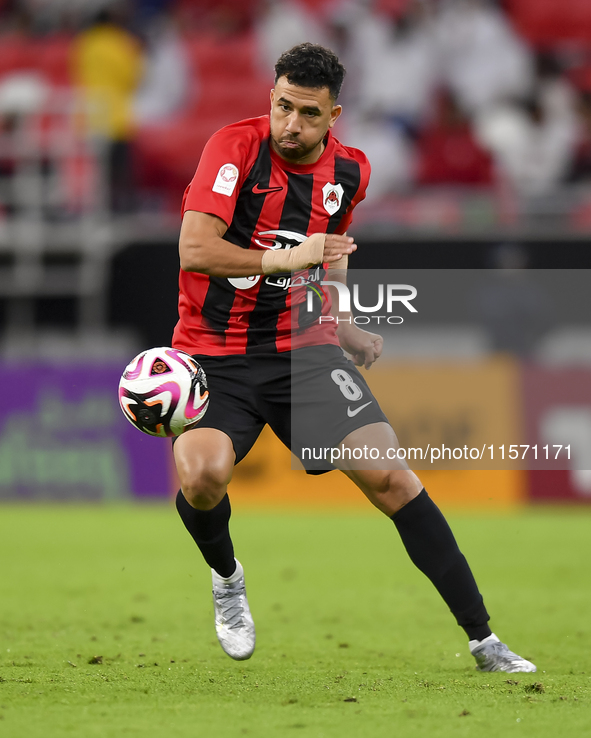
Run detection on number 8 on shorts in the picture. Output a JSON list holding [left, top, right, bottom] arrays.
[[331, 369, 363, 401]]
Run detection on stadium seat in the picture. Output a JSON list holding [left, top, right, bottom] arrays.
[[0, 34, 72, 86], [415, 91, 494, 186], [506, 0, 591, 43]]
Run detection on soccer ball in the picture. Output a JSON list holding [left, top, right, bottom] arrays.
[[118, 347, 209, 437]]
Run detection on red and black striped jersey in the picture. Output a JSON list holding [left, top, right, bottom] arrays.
[[171, 115, 370, 356]]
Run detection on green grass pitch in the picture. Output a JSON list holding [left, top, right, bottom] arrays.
[[1, 503, 590, 738]]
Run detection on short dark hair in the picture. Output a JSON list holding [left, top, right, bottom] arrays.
[[274, 43, 345, 101]]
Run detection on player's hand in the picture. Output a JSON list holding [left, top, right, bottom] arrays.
[[262, 233, 356, 273], [322, 234, 357, 264], [337, 324, 383, 369]]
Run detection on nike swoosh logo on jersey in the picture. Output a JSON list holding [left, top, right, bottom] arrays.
[[347, 401, 373, 417], [252, 183, 284, 194]]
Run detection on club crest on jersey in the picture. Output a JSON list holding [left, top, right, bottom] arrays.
[[212, 163, 239, 196], [322, 183, 344, 215]]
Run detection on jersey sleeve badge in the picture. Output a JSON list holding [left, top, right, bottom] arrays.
[[322, 183, 344, 215], [212, 163, 239, 196]]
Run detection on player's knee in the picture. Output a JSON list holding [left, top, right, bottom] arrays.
[[367, 470, 421, 511], [178, 456, 233, 508]]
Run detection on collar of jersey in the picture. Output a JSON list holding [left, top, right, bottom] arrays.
[[268, 126, 336, 173]]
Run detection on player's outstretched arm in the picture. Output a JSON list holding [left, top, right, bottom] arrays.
[[180, 211, 265, 277], [179, 211, 356, 277]]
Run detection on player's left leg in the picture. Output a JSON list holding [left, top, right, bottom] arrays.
[[174, 427, 256, 661], [172, 354, 265, 661], [339, 423, 492, 644], [338, 422, 536, 673]]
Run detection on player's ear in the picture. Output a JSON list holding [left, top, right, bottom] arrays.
[[328, 104, 342, 129], [270, 88, 275, 108]]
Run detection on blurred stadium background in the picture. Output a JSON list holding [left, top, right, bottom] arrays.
[[1, 0, 591, 509]]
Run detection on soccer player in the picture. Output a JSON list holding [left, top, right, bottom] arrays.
[[171, 43, 535, 673]]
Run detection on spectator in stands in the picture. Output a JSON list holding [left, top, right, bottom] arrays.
[[535, 52, 577, 130], [344, 0, 438, 139], [133, 13, 189, 124], [343, 110, 416, 198], [416, 88, 493, 185], [436, 0, 533, 115], [71, 3, 144, 212], [254, 0, 329, 76], [475, 90, 577, 196]]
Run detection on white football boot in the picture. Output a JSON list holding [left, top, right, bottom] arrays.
[[211, 560, 255, 660], [470, 633, 536, 672]]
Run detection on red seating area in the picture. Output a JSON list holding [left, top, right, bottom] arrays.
[[0, 31, 273, 208], [0, 34, 72, 86], [416, 124, 493, 186], [506, 0, 591, 44], [2, 1, 591, 210]]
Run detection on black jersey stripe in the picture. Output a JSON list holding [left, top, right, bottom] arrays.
[[199, 141, 272, 337], [225, 142, 273, 248], [327, 155, 361, 233], [246, 170, 314, 352]]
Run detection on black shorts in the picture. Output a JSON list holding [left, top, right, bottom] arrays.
[[183, 344, 388, 474]]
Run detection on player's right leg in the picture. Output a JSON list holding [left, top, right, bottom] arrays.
[[174, 428, 256, 660], [174, 427, 236, 573]]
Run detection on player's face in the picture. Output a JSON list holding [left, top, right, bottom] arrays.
[[270, 77, 342, 164]]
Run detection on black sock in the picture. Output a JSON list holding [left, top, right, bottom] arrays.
[[175, 491, 236, 578], [392, 489, 492, 642]]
